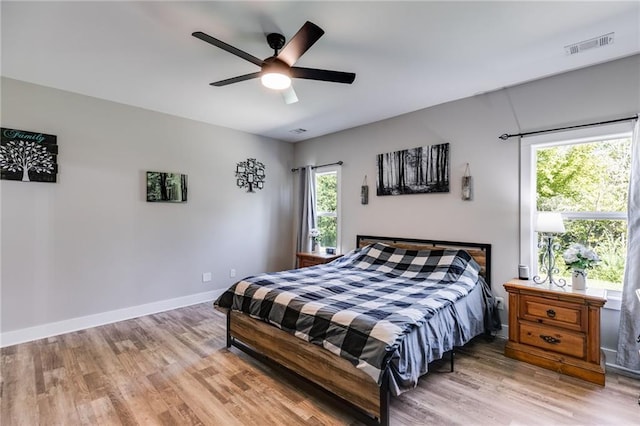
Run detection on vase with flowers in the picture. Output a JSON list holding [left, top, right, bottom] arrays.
[[562, 243, 600, 290], [309, 228, 321, 253]]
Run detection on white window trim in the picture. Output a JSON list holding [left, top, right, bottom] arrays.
[[562, 211, 627, 220], [519, 121, 633, 302], [314, 165, 342, 253]]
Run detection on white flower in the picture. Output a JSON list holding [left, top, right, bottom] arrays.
[[563, 252, 579, 263], [309, 228, 320, 238], [563, 243, 599, 270]]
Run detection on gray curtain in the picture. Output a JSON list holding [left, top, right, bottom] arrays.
[[296, 166, 316, 253], [616, 118, 640, 371]]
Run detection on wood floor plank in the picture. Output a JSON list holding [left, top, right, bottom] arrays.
[[90, 395, 122, 425], [2, 302, 639, 425], [4, 343, 40, 425]]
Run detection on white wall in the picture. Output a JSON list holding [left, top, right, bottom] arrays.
[[2, 54, 638, 364], [1, 77, 294, 339], [293, 55, 640, 365]]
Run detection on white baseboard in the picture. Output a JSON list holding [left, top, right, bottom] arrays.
[[0, 289, 225, 348], [602, 347, 640, 379], [496, 323, 509, 339]]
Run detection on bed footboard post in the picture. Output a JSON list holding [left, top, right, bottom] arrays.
[[379, 370, 390, 426], [450, 348, 455, 372], [226, 310, 232, 348]]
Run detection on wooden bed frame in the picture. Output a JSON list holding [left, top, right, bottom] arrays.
[[221, 235, 492, 425]]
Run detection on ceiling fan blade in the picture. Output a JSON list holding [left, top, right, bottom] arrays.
[[210, 72, 261, 87], [281, 86, 299, 104], [277, 21, 324, 67], [291, 67, 356, 84], [192, 31, 263, 67]]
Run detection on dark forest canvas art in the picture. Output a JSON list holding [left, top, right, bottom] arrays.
[[146, 171, 188, 202], [377, 143, 449, 196]]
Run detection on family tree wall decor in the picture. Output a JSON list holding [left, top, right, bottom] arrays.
[[235, 158, 265, 192], [0, 127, 58, 183], [376, 143, 449, 196], [146, 171, 188, 202]]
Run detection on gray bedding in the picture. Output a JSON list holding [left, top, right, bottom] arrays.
[[216, 243, 495, 396], [388, 282, 487, 395]]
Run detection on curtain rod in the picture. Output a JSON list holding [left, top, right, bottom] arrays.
[[291, 161, 343, 172], [498, 114, 638, 141]]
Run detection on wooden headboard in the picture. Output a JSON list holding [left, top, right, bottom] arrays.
[[356, 235, 492, 287]]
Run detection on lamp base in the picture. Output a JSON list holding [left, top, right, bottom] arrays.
[[534, 233, 566, 287], [533, 274, 567, 287]]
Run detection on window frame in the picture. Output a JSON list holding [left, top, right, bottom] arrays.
[[313, 164, 342, 252], [519, 122, 633, 295]]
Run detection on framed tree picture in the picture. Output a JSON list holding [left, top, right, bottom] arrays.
[[0, 128, 58, 183], [146, 171, 188, 202], [376, 143, 449, 196]]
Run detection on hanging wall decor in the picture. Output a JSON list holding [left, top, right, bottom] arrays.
[[361, 175, 369, 204], [376, 143, 449, 196], [146, 171, 188, 202], [462, 163, 473, 201], [236, 158, 265, 192], [0, 127, 58, 183]]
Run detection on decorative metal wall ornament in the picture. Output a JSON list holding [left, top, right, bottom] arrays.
[[0, 127, 58, 183], [462, 163, 472, 201], [235, 158, 265, 192]]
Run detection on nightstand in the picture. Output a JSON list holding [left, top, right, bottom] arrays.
[[296, 252, 342, 268], [503, 278, 607, 385]]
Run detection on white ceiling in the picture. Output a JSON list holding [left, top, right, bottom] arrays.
[[2, 1, 639, 142]]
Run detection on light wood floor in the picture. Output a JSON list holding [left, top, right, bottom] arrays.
[[1, 303, 638, 425]]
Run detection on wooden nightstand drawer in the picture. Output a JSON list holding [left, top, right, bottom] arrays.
[[299, 257, 321, 268], [519, 321, 586, 359], [520, 295, 587, 332], [296, 252, 343, 268]]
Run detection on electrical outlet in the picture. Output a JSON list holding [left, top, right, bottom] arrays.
[[229, 269, 236, 278], [202, 272, 212, 283], [495, 297, 505, 310]]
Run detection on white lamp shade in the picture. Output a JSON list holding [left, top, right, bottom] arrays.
[[535, 212, 566, 233]]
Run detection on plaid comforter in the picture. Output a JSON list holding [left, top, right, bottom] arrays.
[[215, 243, 485, 384]]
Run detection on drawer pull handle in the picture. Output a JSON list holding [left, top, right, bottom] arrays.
[[540, 334, 560, 344], [546, 309, 556, 318]]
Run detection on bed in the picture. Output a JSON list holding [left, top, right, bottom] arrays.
[[215, 235, 496, 425]]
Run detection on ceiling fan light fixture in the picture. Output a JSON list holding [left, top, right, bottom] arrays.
[[193, 21, 356, 101], [261, 72, 291, 90], [260, 57, 292, 90]]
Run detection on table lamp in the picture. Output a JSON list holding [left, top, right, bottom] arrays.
[[533, 212, 566, 287]]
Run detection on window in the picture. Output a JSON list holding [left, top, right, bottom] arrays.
[[314, 166, 341, 251], [520, 123, 633, 292], [536, 138, 630, 291]]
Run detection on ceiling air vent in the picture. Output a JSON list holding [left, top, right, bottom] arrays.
[[565, 32, 614, 55], [289, 128, 307, 134]]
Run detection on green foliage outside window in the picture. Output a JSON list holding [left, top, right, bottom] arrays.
[[536, 138, 630, 290], [316, 172, 337, 248]]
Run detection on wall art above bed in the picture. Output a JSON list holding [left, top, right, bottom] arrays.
[[376, 142, 449, 196], [0, 127, 58, 183], [146, 171, 188, 202]]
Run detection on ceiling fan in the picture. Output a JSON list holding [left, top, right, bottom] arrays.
[[192, 21, 356, 104]]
